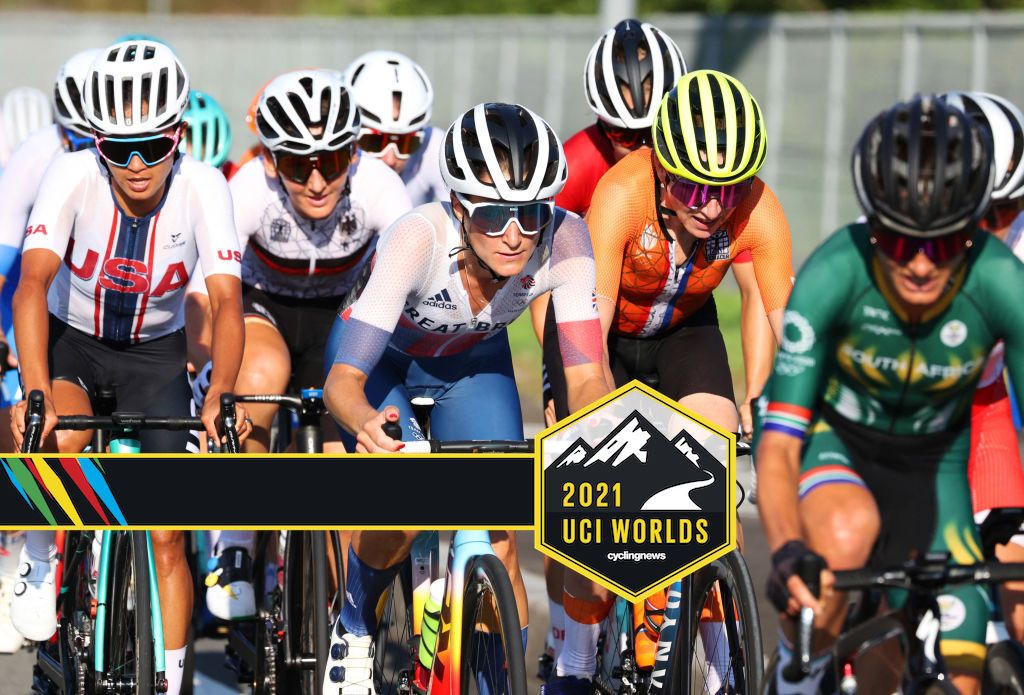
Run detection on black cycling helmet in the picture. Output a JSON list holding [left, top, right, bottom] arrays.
[[441, 102, 567, 203], [852, 94, 995, 238]]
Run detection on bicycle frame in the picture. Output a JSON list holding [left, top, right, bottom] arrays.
[[419, 530, 504, 695]]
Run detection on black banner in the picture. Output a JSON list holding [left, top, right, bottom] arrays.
[[0, 454, 534, 527]]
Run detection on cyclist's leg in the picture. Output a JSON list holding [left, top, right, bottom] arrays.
[[112, 333, 196, 695], [968, 377, 1024, 641], [236, 317, 291, 453], [770, 418, 880, 694], [10, 321, 98, 641], [424, 334, 527, 628], [927, 433, 987, 694]]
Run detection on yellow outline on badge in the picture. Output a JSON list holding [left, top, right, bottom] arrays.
[[0, 451, 536, 531], [532, 379, 738, 601]]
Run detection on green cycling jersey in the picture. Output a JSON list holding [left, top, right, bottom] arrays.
[[763, 223, 1024, 438]]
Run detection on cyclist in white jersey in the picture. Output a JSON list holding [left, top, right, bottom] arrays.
[[192, 70, 411, 623], [320, 102, 610, 695], [7, 41, 250, 695], [0, 50, 102, 436], [344, 51, 446, 206], [0, 87, 52, 167]]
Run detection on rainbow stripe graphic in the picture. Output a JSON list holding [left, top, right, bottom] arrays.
[[2, 457, 127, 526], [763, 402, 813, 439], [798, 464, 867, 499]]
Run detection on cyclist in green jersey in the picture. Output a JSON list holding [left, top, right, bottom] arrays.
[[757, 95, 1024, 695]]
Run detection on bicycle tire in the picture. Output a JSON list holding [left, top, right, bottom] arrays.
[[669, 551, 763, 695], [103, 532, 154, 695], [593, 597, 634, 695], [459, 553, 528, 695], [283, 532, 330, 694], [984, 640, 1024, 694], [373, 559, 415, 695]]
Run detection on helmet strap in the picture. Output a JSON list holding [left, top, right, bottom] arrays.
[[449, 220, 506, 284]]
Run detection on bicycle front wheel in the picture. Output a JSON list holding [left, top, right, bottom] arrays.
[[670, 551, 763, 695], [103, 532, 154, 695], [460, 554, 527, 695], [283, 532, 330, 694]]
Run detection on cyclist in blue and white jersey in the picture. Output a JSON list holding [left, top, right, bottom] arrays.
[[320, 102, 611, 695], [7, 41, 250, 695], [191, 70, 411, 622], [344, 50, 446, 206], [0, 49, 101, 451]]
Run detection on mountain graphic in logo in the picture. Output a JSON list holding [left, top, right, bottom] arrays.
[[548, 410, 725, 512]]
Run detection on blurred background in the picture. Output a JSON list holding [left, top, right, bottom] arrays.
[[3, 0, 1023, 411]]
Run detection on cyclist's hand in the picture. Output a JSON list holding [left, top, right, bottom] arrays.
[[544, 399, 557, 428], [355, 406, 405, 453], [201, 392, 253, 445], [739, 399, 754, 443], [10, 393, 58, 450], [766, 540, 831, 616]]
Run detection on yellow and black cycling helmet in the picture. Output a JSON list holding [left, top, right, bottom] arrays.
[[653, 69, 767, 185]]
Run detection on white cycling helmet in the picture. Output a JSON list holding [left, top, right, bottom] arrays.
[[584, 20, 687, 130], [442, 102, 567, 202], [939, 91, 1024, 201], [54, 48, 102, 136], [2, 87, 53, 150], [84, 40, 189, 136], [343, 50, 433, 134], [255, 69, 359, 154]]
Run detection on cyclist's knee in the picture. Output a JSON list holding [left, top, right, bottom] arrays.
[[52, 379, 93, 453], [239, 321, 291, 392], [150, 530, 186, 570], [489, 530, 520, 576], [677, 392, 738, 432], [801, 488, 879, 570]]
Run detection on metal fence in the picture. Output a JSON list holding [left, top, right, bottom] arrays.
[[3, 10, 1024, 261]]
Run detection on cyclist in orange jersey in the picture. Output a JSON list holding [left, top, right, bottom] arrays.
[[543, 70, 793, 695]]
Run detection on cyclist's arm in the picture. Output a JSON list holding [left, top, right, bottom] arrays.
[[324, 212, 434, 451], [549, 213, 613, 412], [204, 273, 244, 402], [733, 260, 774, 435], [756, 237, 850, 553], [740, 181, 795, 344], [185, 274, 213, 368], [12, 249, 60, 398]]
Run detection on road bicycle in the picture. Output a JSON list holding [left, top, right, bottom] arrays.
[[367, 403, 530, 695], [593, 440, 763, 695], [22, 389, 240, 695], [774, 509, 1024, 694], [221, 388, 336, 695]]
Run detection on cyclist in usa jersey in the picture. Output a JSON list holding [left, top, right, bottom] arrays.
[[320, 102, 609, 695], [8, 41, 249, 695], [344, 50, 446, 206], [0, 49, 100, 448]]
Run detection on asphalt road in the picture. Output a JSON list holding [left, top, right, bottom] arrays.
[[0, 460, 776, 694]]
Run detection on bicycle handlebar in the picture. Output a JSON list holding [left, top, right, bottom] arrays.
[[20, 388, 241, 454], [401, 440, 534, 454], [833, 560, 1024, 592]]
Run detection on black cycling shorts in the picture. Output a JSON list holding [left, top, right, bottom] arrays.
[[543, 295, 735, 421], [242, 285, 344, 391], [48, 314, 191, 453]]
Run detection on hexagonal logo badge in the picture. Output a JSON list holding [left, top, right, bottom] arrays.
[[535, 380, 737, 600]]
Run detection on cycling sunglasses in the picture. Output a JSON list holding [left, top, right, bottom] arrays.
[[664, 174, 754, 211], [359, 129, 424, 159], [273, 147, 354, 185], [95, 129, 182, 168], [455, 194, 555, 237], [62, 127, 94, 153], [599, 121, 650, 149], [870, 228, 974, 265]]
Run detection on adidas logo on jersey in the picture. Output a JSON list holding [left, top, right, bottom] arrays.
[[423, 289, 458, 310]]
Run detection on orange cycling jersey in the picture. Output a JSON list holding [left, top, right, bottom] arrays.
[[585, 147, 793, 338]]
